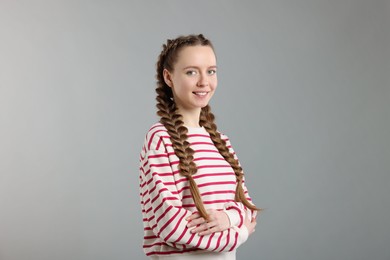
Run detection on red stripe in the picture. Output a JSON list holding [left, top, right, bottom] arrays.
[[152, 194, 176, 212], [182, 199, 233, 207], [225, 205, 244, 227], [214, 231, 224, 251], [144, 235, 158, 240], [143, 242, 165, 248], [186, 232, 196, 245], [182, 190, 235, 200], [229, 232, 239, 251], [146, 248, 200, 256], [143, 197, 150, 205], [174, 221, 189, 243], [157, 206, 178, 237], [205, 232, 215, 250], [146, 215, 155, 222], [219, 229, 230, 252], [201, 190, 236, 196], [155, 205, 172, 228], [166, 210, 187, 241], [149, 163, 170, 168], [156, 137, 163, 150], [195, 234, 204, 248], [147, 129, 165, 150], [148, 154, 168, 159], [145, 206, 153, 214], [147, 176, 160, 193], [198, 181, 236, 188], [152, 195, 177, 208]]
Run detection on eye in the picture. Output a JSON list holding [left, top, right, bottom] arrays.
[[208, 69, 217, 75], [185, 70, 197, 76]]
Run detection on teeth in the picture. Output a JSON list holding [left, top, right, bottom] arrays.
[[194, 92, 207, 96]]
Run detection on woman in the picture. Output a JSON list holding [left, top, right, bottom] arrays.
[[139, 34, 259, 259]]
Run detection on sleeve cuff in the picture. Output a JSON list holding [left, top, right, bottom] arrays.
[[223, 208, 241, 228], [232, 225, 249, 244]]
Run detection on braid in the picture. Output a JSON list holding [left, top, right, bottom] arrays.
[[155, 34, 211, 220], [155, 34, 258, 221], [200, 105, 259, 212]]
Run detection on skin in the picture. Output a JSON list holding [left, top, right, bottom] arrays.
[[186, 211, 257, 236], [163, 45, 217, 127], [163, 45, 257, 236]]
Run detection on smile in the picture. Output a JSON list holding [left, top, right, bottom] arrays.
[[193, 92, 208, 96]]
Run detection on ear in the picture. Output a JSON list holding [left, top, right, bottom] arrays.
[[163, 69, 173, 88]]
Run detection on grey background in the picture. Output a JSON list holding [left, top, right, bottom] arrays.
[[1, 0, 389, 259]]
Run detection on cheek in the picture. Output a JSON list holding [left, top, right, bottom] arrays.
[[211, 77, 218, 91]]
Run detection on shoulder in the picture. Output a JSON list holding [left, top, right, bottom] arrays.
[[143, 122, 170, 152], [217, 129, 236, 151], [217, 130, 231, 145]]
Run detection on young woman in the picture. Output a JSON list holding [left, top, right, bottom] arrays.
[[139, 34, 259, 259]]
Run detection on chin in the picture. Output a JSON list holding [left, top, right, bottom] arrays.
[[196, 102, 210, 108]]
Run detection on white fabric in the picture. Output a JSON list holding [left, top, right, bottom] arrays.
[[140, 123, 254, 257], [150, 250, 236, 260]]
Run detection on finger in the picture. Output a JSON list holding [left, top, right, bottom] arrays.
[[190, 222, 215, 233], [199, 226, 218, 236], [190, 223, 207, 233], [186, 212, 200, 221], [187, 217, 206, 228]]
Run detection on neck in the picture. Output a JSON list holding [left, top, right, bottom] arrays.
[[177, 107, 201, 128]]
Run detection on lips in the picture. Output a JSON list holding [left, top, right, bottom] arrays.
[[193, 91, 208, 96]]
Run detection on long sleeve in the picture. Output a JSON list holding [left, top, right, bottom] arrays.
[[222, 136, 258, 222], [140, 148, 249, 253]]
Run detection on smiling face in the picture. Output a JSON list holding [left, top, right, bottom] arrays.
[[163, 45, 217, 115]]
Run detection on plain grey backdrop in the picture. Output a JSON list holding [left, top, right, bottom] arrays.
[[1, 0, 389, 259]]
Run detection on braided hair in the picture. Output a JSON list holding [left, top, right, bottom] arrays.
[[155, 34, 258, 220]]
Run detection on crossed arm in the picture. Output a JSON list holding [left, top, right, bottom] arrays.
[[140, 148, 257, 251]]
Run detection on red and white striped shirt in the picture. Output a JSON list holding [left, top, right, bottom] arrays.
[[139, 123, 255, 258]]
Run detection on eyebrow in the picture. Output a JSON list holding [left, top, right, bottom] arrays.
[[183, 65, 218, 70]]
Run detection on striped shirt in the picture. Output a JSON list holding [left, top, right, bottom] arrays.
[[139, 123, 255, 257]]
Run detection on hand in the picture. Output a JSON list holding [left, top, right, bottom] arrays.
[[244, 214, 257, 236], [186, 209, 230, 236]]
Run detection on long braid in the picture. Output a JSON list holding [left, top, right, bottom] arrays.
[[155, 34, 258, 221], [155, 35, 210, 220], [200, 105, 259, 211]]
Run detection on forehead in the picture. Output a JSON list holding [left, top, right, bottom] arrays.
[[174, 45, 216, 68]]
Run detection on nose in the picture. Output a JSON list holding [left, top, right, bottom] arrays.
[[196, 73, 209, 87]]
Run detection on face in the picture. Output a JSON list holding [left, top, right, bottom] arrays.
[[163, 45, 217, 114]]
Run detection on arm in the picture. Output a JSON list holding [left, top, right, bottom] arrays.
[[140, 148, 249, 252], [204, 135, 259, 230], [186, 202, 246, 236], [224, 135, 258, 220], [186, 135, 258, 235]]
